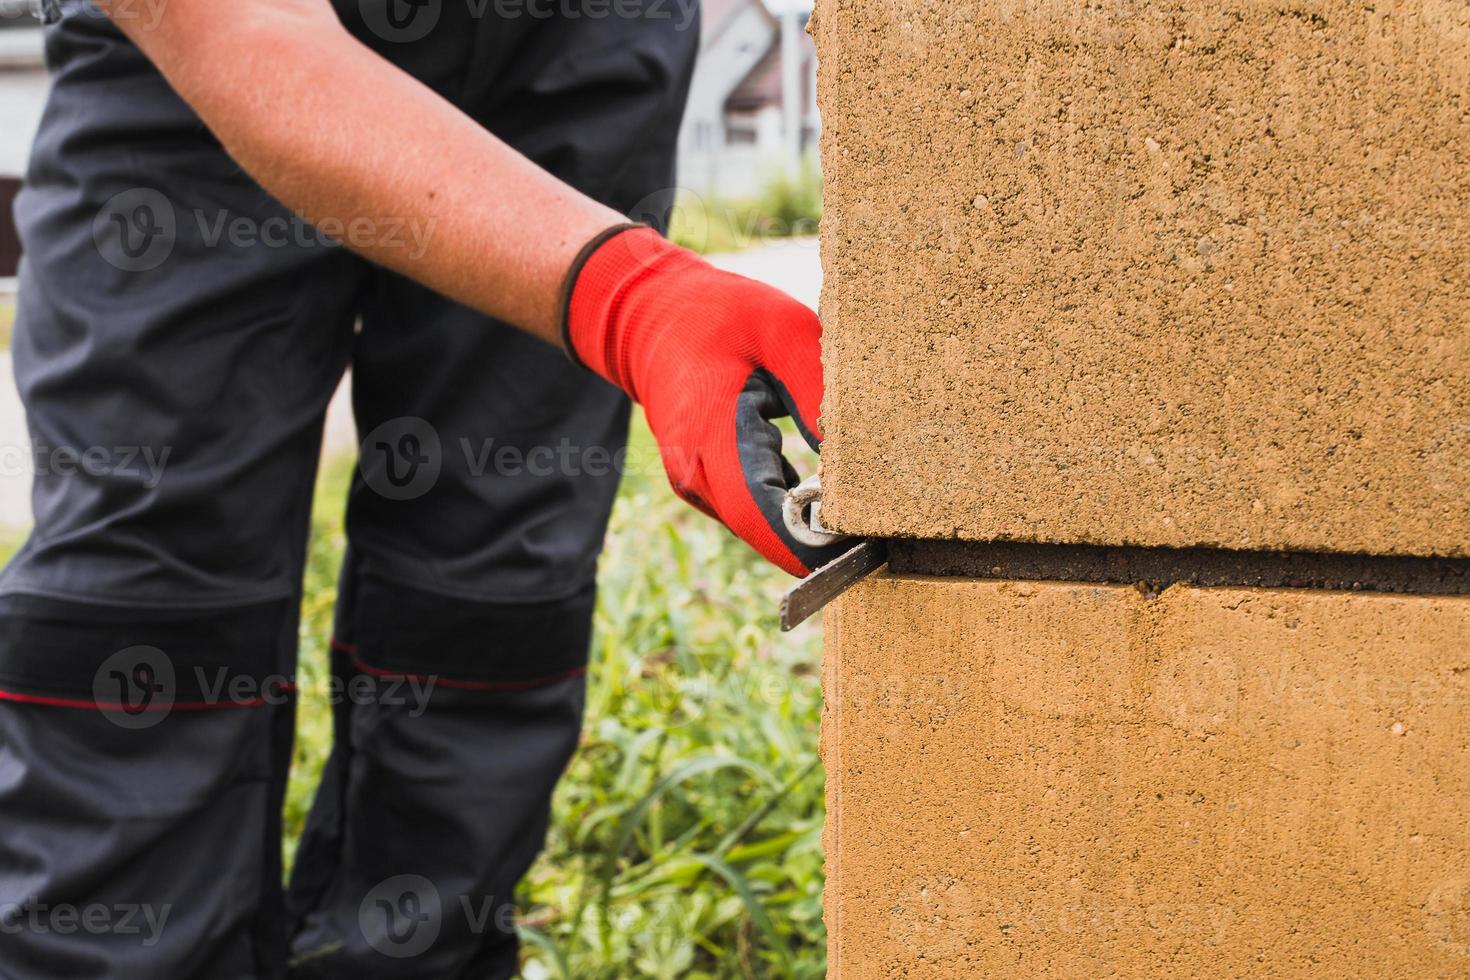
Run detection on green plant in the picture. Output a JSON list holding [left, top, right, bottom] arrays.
[[283, 452, 354, 871], [670, 163, 823, 256], [758, 167, 823, 233], [0, 295, 16, 352]]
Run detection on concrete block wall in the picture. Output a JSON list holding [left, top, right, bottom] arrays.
[[823, 577, 1470, 975], [813, 0, 1470, 973], [813, 0, 1468, 556]]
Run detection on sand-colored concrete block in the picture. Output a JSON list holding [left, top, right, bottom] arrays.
[[822, 574, 1470, 976], [813, 0, 1470, 556]]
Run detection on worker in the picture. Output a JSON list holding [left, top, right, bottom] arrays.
[[0, 0, 843, 976]]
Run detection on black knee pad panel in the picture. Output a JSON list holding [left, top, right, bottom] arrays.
[[0, 594, 295, 710], [340, 576, 595, 690]]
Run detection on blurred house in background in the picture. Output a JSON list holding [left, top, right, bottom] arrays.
[[677, 0, 818, 199], [0, 13, 45, 280]]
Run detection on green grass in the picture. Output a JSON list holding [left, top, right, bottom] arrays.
[[0, 295, 15, 351], [0, 526, 24, 565], [284, 449, 355, 870], [288, 412, 827, 977], [670, 165, 823, 256]]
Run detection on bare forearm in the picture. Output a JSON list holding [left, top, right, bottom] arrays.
[[100, 0, 624, 344], [96, 0, 837, 580]]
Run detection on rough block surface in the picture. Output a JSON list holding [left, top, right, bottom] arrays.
[[822, 574, 1470, 977], [813, 0, 1469, 556]]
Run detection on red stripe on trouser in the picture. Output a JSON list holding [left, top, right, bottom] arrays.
[[0, 686, 296, 711]]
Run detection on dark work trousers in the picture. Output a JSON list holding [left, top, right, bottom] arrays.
[[0, 1, 697, 976]]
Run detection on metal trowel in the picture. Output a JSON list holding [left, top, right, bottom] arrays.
[[778, 476, 887, 631]]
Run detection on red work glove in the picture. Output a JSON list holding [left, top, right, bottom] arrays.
[[562, 224, 848, 577]]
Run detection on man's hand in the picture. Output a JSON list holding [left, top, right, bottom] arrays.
[[564, 227, 848, 577]]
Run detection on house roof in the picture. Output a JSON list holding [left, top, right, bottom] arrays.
[[724, 28, 815, 113], [703, 0, 773, 44], [706, 0, 812, 31], [702, 0, 744, 30]]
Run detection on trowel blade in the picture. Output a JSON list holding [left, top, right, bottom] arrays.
[[779, 539, 888, 631]]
